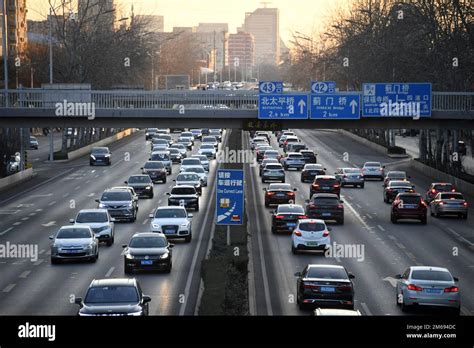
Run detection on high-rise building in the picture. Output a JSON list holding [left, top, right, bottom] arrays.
[[240, 7, 279, 66], [1, 0, 28, 59], [195, 23, 228, 73], [78, 0, 116, 29], [228, 31, 255, 73]]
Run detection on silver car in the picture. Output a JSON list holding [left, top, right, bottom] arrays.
[[149, 206, 193, 243], [262, 163, 285, 183], [191, 154, 210, 172], [150, 151, 172, 174], [182, 165, 208, 186], [198, 144, 216, 159], [170, 143, 187, 158], [175, 173, 202, 194], [396, 266, 460, 314], [430, 192, 468, 219], [334, 168, 364, 188], [362, 161, 385, 180], [50, 225, 99, 264], [70, 209, 115, 246]]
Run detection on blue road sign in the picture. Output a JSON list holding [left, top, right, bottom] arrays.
[[259, 81, 283, 94], [362, 83, 432, 117], [311, 81, 336, 94], [310, 93, 360, 119], [216, 169, 244, 225], [258, 94, 308, 119]]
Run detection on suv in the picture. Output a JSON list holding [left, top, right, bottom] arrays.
[[391, 193, 427, 224], [263, 183, 297, 207], [425, 183, 456, 203], [149, 151, 172, 174], [286, 143, 307, 153], [300, 150, 317, 164], [125, 175, 154, 198], [90, 147, 111, 166], [96, 189, 138, 222], [50, 225, 99, 264], [310, 175, 341, 198], [301, 164, 326, 183], [167, 185, 199, 211], [262, 163, 285, 183], [282, 136, 300, 152], [281, 152, 305, 171], [180, 158, 202, 172], [74, 278, 151, 316], [168, 148, 183, 164], [291, 219, 331, 254], [150, 206, 193, 242], [271, 204, 306, 234], [70, 209, 115, 246], [305, 193, 344, 225], [141, 161, 167, 183]]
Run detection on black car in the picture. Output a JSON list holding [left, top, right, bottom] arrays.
[[310, 175, 340, 198], [296, 264, 355, 310], [74, 278, 151, 316], [123, 233, 173, 273], [145, 128, 158, 140], [90, 147, 111, 166], [264, 183, 297, 207], [300, 150, 317, 164], [141, 161, 167, 183], [384, 180, 415, 203], [301, 164, 326, 183], [125, 175, 154, 198], [167, 185, 199, 211], [270, 204, 306, 234], [305, 193, 344, 225]]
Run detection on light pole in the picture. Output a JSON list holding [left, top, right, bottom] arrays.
[[1, 0, 8, 106]]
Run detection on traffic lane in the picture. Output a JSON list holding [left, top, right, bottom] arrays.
[[27, 133, 62, 164]]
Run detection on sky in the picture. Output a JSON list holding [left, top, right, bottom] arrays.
[[27, 0, 351, 44]]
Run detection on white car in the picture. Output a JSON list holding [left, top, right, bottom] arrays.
[[170, 143, 187, 157], [179, 158, 202, 173], [151, 144, 168, 152], [191, 154, 210, 171], [175, 172, 202, 194], [149, 206, 193, 242], [362, 161, 385, 180], [202, 136, 219, 149], [291, 219, 331, 254], [198, 144, 217, 159], [251, 136, 268, 150], [182, 165, 208, 186], [70, 209, 115, 246]]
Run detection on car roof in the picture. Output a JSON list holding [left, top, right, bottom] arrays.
[[151, 150, 170, 154], [311, 193, 339, 199], [397, 192, 421, 197], [307, 264, 345, 270], [129, 174, 150, 178], [315, 175, 336, 179], [431, 182, 453, 186], [277, 204, 304, 210], [298, 218, 326, 224], [305, 163, 323, 168], [183, 165, 205, 170], [131, 232, 166, 238], [388, 180, 412, 186], [90, 278, 137, 287], [172, 185, 195, 189], [59, 225, 91, 230], [287, 152, 303, 156], [387, 171, 405, 175], [409, 266, 450, 273], [156, 206, 186, 211], [268, 183, 291, 190], [104, 188, 130, 192], [77, 209, 108, 214], [364, 162, 381, 165]]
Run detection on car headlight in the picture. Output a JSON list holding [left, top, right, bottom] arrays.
[[84, 243, 93, 250], [180, 222, 188, 227], [98, 203, 106, 208], [125, 253, 134, 259], [160, 253, 169, 259], [104, 154, 111, 157], [127, 311, 143, 316], [126, 202, 133, 207], [145, 186, 152, 190], [90, 155, 96, 160]]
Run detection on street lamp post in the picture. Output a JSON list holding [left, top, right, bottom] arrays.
[[1, 0, 9, 106]]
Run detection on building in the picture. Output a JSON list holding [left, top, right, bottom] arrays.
[[1, 0, 28, 59], [195, 23, 228, 74], [240, 7, 279, 66], [78, 0, 116, 29], [228, 31, 255, 74], [135, 15, 164, 33]]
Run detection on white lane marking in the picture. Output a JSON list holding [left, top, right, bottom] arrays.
[[87, 193, 96, 197], [366, 213, 373, 220], [33, 259, 44, 266], [91, 170, 96, 173], [74, 186, 81, 190], [48, 200, 57, 206], [360, 302, 373, 315], [35, 209, 43, 212], [39, 249, 45, 254], [30, 194, 53, 198], [63, 193, 70, 198], [406, 252, 417, 261], [41, 221, 56, 227], [21, 217, 29, 221], [12, 222, 21, 226], [85, 180, 91, 184], [105, 267, 115, 278], [28, 212, 36, 216], [447, 228, 474, 247], [0, 210, 20, 215], [142, 219, 149, 225], [158, 199, 162, 204], [2, 284, 16, 293], [377, 225, 386, 231], [388, 235, 396, 240], [0, 227, 14, 236], [395, 242, 406, 250], [355, 203, 362, 208], [19, 270, 31, 278]]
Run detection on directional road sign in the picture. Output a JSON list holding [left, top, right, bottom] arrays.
[[258, 94, 308, 119], [311, 81, 336, 94], [216, 169, 244, 225], [310, 93, 360, 119], [259, 81, 283, 94]]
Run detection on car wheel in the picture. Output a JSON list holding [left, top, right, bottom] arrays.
[[451, 306, 461, 316], [401, 298, 411, 312], [291, 244, 298, 254], [91, 253, 98, 263], [298, 300, 306, 310], [360, 184, 365, 188], [124, 263, 133, 275], [462, 213, 468, 220], [338, 218, 344, 225], [391, 214, 397, 223], [51, 257, 60, 265], [345, 304, 355, 310], [383, 195, 388, 203], [271, 226, 276, 234], [262, 178, 266, 183], [430, 210, 435, 216], [265, 201, 270, 208], [421, 216, 427, 225], [195, 204, 199, 211], [185, 234, 192, 243], [300, 177, 304, 183], [106, 237, 114, 247], [163, 177, 167, 183], [165, 263, 172, 273]]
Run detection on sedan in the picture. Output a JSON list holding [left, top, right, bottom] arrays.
[[430, 192, 468, 219], [50, 226, 99, 264], [175, 173, 202, 194], [271, 204, 306, 234], [125, 175, 154, 199], [281, 152, 305, 171], [198, 144, 217, 159], [262, 163, 285, 183], [301, 164, 326, 183], [383, 171, 409, 188], [141, 161, 167, 184], [362, 161, 385, 180], [170, 143, 187, 158], [310, 176, 340, 198], [291, 219, 331, 254], [182, 166, 208, 186], [300, 150, 317, 164], [305, 193, 344, 225], [168, 148, 183, 163], [259, 158, 279, 176], [149, 206, 193, 242], [296, 265, 355, 310], [167, 185, 199, 211], [191, 154, 210, 172], [263, 183, 297, 207], [29, 136, 39, 150], [70, 209, 115, 246], [334, 168, 364, 188], [256, 145, 274, 162], [396, 266, 460, 314], [123, 233, 173, 274], [384, 180, 415, 203]]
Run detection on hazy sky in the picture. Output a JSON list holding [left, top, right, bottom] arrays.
[[28, 0, 351, 44]]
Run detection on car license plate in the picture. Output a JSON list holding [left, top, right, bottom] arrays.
[[320, 286, 335, 293], [322, 213, 331, 217], [165, 229, 175, 234], [404, 204, 417, 209], [424, 288, 441, 294], [141, 260, 153, 265], [276, 193, 285, 197], [287, 222, 296, 227], [67, 250, 82, 253], [307, 242, 318, 246], [322, 187, 330, 190]]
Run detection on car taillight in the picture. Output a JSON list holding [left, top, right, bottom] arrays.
[[338, 284, 351, 291], [387, 189, 393, 192], [298, 215, 307, 219], [444, 286, 459, 293], [407, 284, 423, 291], [337, 204, 343, 209], [323, 231, 329, 237], [266, 192, 274, 196], [309, 204, 316, 208], [288, 192, 295, 196], [276, 215, 285, 219], [439, 202, 444, 205], [421, 200, 427, 207], [294, 230, 302, 236], [380, 167, 384, 171], [312, 184, 319, 188], [333, 184, 340, 188], [303, 282, 316, 289], [463, 202, 468, 206], [431, 189, 437, 194], [451, 188, 456, 192]]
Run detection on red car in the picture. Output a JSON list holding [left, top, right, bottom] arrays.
[[425, 183, 456, 203], [310, 175, 341, 198], [391, 193, 427, 224]]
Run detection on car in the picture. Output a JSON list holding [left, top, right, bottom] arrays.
[[425, 183, 456, 203], [384, 180, 416, 203], [313, 308, 362, 316], [262, 163, 285, 183], [125, 175, 154, 198], [167, 185, 199, 211], [150, 138, 169, 151], [281, 152, 305, 171], [168, 148, 183, 163], [149, 151, 172, 174], [179, 158, 202, 173], [178, 136, 193, 150], [291, 219, 331, 254], [301, 164, 326, 183], [49, 225, 99, 264], [180, 131, 195, 143], [310, 175, 341, 198], [270, 204, 306, 234], [110, 186, 139, 202], [277, 130, 295, 142], [305, 193, 344, 224], [156, 128, 170, 135], [430, 192, 468, 219], [202, 135, 219, 149], [256, 145, 274, 162], [145, 128, 158, 140], [149, 206, 193, 242], [182, 165, 208, 186], [198, 144, 217, 159], [263, 183, 297, 207], [151, 144, 168, 152], [191, 154, 210, 171], [190, 129, 202, 140], [96, 189, 138, 222], [141, 161, 167, 183], [201, 128, 210, 136], [122, 233, 173, 274], [255, 131, 271, 142], [262, 149, 281, 162], [300, 150, 317, 164], [29, 136, 39, 149], [251, 136, 268, 150], [259, 158, 279, 176], [278, 134, 293, 147], [153, 134, 173, 146], [391, 193, 427, 224], [383, 171, 409, 188], [209, 129, 222, 142], [362, 161, 385, 180], [295, 264, 355, 310], [70, 209, 115, 246], [170, 143, 187, 158], [175, 173, 202, 194], [286, 143, 307, 153], [89, 147, 111, 166], [396, 266, 460, 314], [282, 136, 300, 152], [74, 278, 151, 316], [334, 168, 364, 188]]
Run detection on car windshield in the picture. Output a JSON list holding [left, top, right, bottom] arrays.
[[76, 212, 108, 223], [153, 139, 168, 144], [147, 128, 158, 133], [411, 270, 452, 281], [440, 193, 464, 200], [365, 162, 381, 167], [277, 205, 304, 214], [265, 151, 278, 156], [185, 167, 205, 174], [168, 149, 180, 154], [288, 154, 303, 159], [307, 267, 348, 280], [85, 286, 139, 304], [144, 162, 164, 169], [177, 174, 199, 181], [397, 196, 421, 204], [203, 137, 217, 142], [171, 144, 185, 149], [151, 153, 169, 161], [266, 165, 282, 170], [313, 197, 340, 205], [201, 144, 214, 149], [128, 176, 151, 184], [434, 184, 454, 191], [344, 168, 360, 174], [299, 222, 326, 232], [316, 178, 338, 185], [129, 236, 167, 248], [101, 191, 131, 201], [269, 184, 291, 191], [92, 148, 108, 154], [154, 208, 186, 219], [388, 172, 406, 178], [305, 165, 322, 170], [57, 228, 91, 239], [390, 181, 412, 188], [192, 156, 207, 161], [171, 187, 196, 195], [182, 159, 201, 166]]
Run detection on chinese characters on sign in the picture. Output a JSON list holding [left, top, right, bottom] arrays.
[[216, 169, 244, 225]]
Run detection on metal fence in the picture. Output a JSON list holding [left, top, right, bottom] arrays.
[[0, 89, 472, 112]]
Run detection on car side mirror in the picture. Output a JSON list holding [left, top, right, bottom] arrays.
[[69, 218, 75, 223], [74, 297, 83, 305], [173, 179, 176, 182], [294, 272, 302, 277], [124, 181, 128, 184], [149, 213, 154, 218], [324, 168, 327, 171], [348, 273, 355, 279], [382, 165, 386, 168], [49, 235, 54, 240], [122, 244, 127, 248], [142, 295, 152, 303], [166, 193, 170, 195], [110, 218, 116, 222], [293, 188, 297, 192], [188, 214, 194, 219], [305, 199, 309, 204], [453, 276, 459, 282], [169, 244, 175, 248], [95, 199, 100, 203], [395, 274, 402, 279], [140, 167, 144, 170], [339, 200, 344, 203]]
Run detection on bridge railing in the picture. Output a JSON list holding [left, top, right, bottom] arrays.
[[0, 89, 472, 112]]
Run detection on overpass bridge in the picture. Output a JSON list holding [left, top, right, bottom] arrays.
[[0, 89, 473, 129]]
